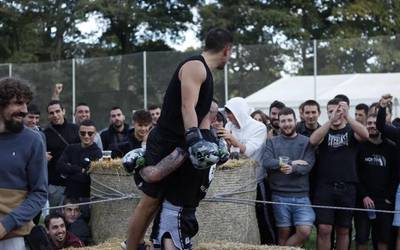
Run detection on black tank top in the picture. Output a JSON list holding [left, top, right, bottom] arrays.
[[157, 55, 214, 139]]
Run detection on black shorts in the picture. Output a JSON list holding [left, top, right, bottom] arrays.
[[150, 201, 198, 250], [354, 201, 394, 244], [313, 182, 356, 228], [133, 127, 185, 198]]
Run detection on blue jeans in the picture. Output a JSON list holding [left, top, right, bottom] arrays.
[[393, 184, 400, 226], [271, 194, 315, 227]]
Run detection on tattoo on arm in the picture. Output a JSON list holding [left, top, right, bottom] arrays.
[[140, 149, 187, 183]]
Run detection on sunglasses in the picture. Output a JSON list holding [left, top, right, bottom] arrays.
[[79, 131, 95, 137]]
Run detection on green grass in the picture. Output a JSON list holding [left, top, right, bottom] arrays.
[[302, 227, 373, 250]]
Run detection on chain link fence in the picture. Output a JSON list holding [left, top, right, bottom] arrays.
[[2, 36, 400, 129]]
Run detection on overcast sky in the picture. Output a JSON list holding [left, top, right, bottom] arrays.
[[76, 11, 202, 52]]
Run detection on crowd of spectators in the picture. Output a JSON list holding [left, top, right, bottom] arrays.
[[2, 77, 400, 250]]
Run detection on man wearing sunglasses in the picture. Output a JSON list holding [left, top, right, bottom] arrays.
[[57, 120, 102, 205]]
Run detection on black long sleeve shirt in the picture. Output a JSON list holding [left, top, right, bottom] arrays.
[[57, 143, 102, 198], [356, 140, 397, 203], [44, 121, 80, 186], [377, 106, 400, 179]]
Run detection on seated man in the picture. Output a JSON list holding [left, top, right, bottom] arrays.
[[62, 198, 91, 246], [44, 213, 84, 249], [57, 120, 102, 201]]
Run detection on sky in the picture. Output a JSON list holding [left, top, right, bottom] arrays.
[[76, 11, 202, 52]]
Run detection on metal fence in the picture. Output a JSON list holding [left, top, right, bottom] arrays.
[[2, 35, 400, 129]]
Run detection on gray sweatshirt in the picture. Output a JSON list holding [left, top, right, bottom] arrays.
[[262, 134, 315, 197]]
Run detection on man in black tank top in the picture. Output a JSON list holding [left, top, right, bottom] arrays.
[[125, 28, 233, 250]]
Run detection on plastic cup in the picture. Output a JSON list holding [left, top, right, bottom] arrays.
[[102, 150, 112, 161], [279, 156, 290, 166]]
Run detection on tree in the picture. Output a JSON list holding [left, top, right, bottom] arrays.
[[198, 0, 400, 98], [84, 0, 197, 90]]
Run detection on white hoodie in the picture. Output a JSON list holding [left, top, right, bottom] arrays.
[[224, 97, 267, 163]]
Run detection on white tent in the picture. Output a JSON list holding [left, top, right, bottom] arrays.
[[245, 73, 400, 122]]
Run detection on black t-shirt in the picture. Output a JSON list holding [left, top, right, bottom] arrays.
[[157, 55, 214, 140], [316, 124, 359, 183], [296, 121, 320, 138], [356, 139, 397, 203], [164, 129, 217, 208]]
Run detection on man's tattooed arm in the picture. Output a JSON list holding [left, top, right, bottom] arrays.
[[139, 148, 187, 183]]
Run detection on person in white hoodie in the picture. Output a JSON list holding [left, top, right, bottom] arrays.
[[218, 97, 267, 161], [218, 97, 275, 244]]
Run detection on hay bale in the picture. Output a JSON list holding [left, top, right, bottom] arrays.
[[194, 159, 260, 245], [68, 239, 302, 250], [90, 159, 260, 245], [196, 241, 303, 250], [65, 238, 151, 250], [90, 165, 140, 244]]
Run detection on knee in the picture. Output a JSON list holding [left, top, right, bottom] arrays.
[[297, 227, 312, 239], [318, 225, 332, 237], [336, 227, 349, 237], [137, 195, 160, 212]]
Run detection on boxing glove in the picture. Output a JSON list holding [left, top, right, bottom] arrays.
[[80, 157, 91, 169], [185, 127, 219, 169], [122, 148, 146, 174], [217, 138, 230, 164]]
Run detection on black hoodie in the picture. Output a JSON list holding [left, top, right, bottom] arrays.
[[57, 143, 102, 198]]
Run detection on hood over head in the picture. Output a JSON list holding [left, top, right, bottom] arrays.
[[225, 97, 252, 128]]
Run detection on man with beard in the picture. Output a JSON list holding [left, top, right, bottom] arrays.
[[268, 100, 285, 138], [296, 100, 321, 137], [100, 107, 130, 156], [0, 78, 47, 249], [376, 94, 400, 249], [310, 98, 368, 250], [354, 113, 396, 250], [44, 100, 80, 207], [263, 107, 315, 247], [125, 28, 233, 250], [44, 214, 84, 249]]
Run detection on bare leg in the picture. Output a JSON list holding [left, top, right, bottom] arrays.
[[356, 243, 368, 250], [163, 238, 178, 250], [317, 224, 332, 250], [277, 227, 291, 245], [286, 225, 312, 246], [377, 242, 388, 250], [126, 195, 160, 250], [336, 226, 350, 250], [396, 230, 400, 250]]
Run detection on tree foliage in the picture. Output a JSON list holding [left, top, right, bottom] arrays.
[[197, 0, 400, 98]]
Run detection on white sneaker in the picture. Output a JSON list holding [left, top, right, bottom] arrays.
[[120, 240, 127, 250]]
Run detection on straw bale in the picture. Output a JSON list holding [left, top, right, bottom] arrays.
[[196, 241, 303, 250], [194, 159, 260, 245], [90, 165, 142, 244], [90, 159, 260, 245], [64, 239, 302, 250]]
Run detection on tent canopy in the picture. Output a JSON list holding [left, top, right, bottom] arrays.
[[246, 73, 400, 109], [245, 73, 400, 122]]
